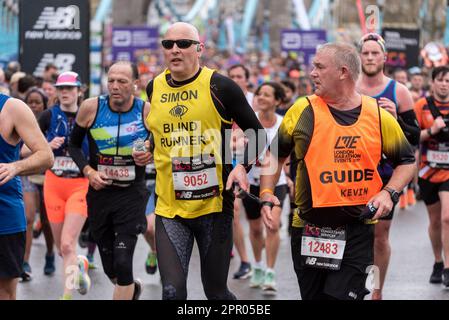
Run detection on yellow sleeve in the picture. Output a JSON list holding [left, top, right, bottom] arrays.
[[380, 108, 415, 165], [277, 97, 311, 158]]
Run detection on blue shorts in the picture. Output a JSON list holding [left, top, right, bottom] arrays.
[[145, 181, 156, 216]]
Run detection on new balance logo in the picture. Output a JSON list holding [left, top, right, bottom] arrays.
[[33, 54, 75, 77], [33, 6, 80, 30], [180, 191, 193, 199], [305, 257, 317, 265]]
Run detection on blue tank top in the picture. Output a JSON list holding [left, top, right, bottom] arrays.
[[89, 95, 148, 186], [0, 94, 26, 235], [372, 79, 398, 107], [47, 105, 90, 155], [90, 96, 148, 154], [46, 105, 89, 177], [371, 79, 398, 182]]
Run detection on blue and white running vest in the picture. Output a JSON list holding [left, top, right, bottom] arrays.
[[89, 95, 148, 186]]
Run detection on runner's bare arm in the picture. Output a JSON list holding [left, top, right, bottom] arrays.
[[368, 162, 416, 220], [258, 150, 287, 230], [1, 99, 53, 180], [396, 83, 420, 147], [396, 82, 415, 113], [76, 97, 98, 128]]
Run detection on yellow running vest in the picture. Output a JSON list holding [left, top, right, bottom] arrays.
[[304, 95, 383, 207], [146, 67, 232, 218]]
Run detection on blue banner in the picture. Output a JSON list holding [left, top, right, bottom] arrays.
[[112, 26, 159, 62], [281, 29, 327, 66]]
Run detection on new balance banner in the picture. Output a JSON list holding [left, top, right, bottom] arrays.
[[381, 28, 420, 69], [19, 0, 90, 86]]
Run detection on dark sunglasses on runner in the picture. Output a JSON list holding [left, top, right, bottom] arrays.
[[161, 39, 200, 49]]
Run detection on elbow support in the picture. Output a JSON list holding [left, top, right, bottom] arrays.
[[398, 110, 420, 148], [68, 123, 89, 173]]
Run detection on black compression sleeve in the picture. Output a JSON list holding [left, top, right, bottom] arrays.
[[210, 73, 267, 170], [145, 80, 154, 102], [68, 123, 89, 174], [397, 110, 420, 148]]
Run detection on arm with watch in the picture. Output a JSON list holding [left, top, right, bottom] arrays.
[[258, 150, 287, 230], [366, 162, 416, 220], [422, 116, 447, 141]]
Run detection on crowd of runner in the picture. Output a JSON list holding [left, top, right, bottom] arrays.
[[1, 22, 449, 300]]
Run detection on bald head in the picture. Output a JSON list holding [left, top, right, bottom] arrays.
[[164, 22, 200, 41], [110, 61, 139, 80]]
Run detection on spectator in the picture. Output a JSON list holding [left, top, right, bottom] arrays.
[[43, 63, 58, 82], [9, 72, 26, 99]]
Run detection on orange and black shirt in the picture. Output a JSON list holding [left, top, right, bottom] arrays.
[[414, 96, 449, 182], [277, 95, 414, 226]]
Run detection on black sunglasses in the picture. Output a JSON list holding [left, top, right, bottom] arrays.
[[161, 39, 200, 50]]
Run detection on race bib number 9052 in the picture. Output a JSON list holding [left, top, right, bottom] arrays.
[[172, 155, 219, 200]]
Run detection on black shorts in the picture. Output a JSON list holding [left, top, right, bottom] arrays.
[[291, 223, 374, 300], [418, 178, 449, 205], [242, 184, 288, 220], [87, 184, 149, 242], [0, 232, 25, 279]]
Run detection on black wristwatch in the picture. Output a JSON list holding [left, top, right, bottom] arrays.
[[383, 187, 400, 205]]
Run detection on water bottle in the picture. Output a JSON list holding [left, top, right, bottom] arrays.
[[359, 203, 378, 220], [133, 138, 147, 152]]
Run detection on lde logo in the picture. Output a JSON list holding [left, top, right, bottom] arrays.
[[33, 5, 80, 30]]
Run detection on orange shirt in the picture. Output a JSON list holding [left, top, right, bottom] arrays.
[[304, 95, 383, 207], [414, 97, 449, 182]]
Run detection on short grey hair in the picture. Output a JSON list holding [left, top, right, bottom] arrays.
[[317, 42, 361, 82]]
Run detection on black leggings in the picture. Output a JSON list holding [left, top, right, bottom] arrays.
[[156, 213, 236, 300], [96, 232, 138, 286]]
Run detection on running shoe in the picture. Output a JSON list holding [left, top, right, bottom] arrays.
[[20, 262, 32, 282], [262, 269, 277, 294], [44, 253, 55, 275], [132, 279, 143, 300], [430, 261, 444, 284], [249, 266, 265, 288], [145, 252, 158, 275], [443, 268, 449, 289], [87, 254, 97, 270], [77, 255, 91, 295], [233, 261, 252, 279]]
